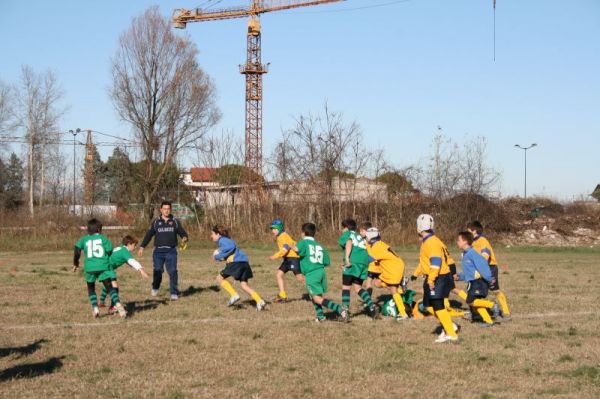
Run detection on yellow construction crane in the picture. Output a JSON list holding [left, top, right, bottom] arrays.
[[173, 0, 345, 179]]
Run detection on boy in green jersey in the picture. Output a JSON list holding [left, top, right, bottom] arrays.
[[73, 219, 126, 318], [339, 219, 378, 319], [290, 223, 349, 323], [99, 235, 149, 312]]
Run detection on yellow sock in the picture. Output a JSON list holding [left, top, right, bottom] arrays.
[[413, 301, 425, 319], [495, 291, 511, 315], [444, 298, 464, 317], [251, 291, 263, 304], [220, 280, 238, 297], [279, 291, 287, 299], [473, 298, 494, 309], [457, 290, 468, 301], [435, 309, 457, 338], [476, 307, 493, 324], [444, 298, 451, 309], [426, 306, 435, 316], [393, 293, 408, 318]]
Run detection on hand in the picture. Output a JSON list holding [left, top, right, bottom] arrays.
[[428, 282, 435, 291], [72, 265, 79, 273], [213, 249, 220, 256], [453, 275, 459, 281], [138, 248, 144, 257], [182, 237, 189, 243], [410, 275, 418, 282], [139, 269, 149, 279], [269, 255, 277, 261]]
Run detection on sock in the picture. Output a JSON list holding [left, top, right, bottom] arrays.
[[444, 298, 451, 309], [358, 289, 374, 307], [100, 286, 108, 304], [367, 287, 373, 296], [322, 299, 342, 315], [476, 307, 494, 324], [109, 287, 121, 306], [495, 291, 511, 315], [457, 290, 468, 301], [435, 309, 457, 338], [278, 290, 288, 299], [393, 293, 408, 318], [342, 289, 350, 309], [220, 280, 238, 297], [313, 303, 325, 319], [473, 298, 494, 309], [89, 291, 98, 308], [250, 291, 263, 305]]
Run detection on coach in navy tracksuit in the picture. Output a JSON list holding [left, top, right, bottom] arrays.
[[139, 201, 188, 300]]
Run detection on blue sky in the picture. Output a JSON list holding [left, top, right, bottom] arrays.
[[1, 0, 599, 199]]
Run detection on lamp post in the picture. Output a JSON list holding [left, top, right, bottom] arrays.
[[69, 128, 81, 213], [514, 143, 537, 199]]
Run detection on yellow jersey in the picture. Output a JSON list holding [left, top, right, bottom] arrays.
[[366, 241, 382, 274], [415, 234, 451, 284], [367, 240, 405, 285], [472, 235, 497, 266], [272, 231, 299, 259]]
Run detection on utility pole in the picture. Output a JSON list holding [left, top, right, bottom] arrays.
[[84, 129, 94, 210], [514, 143, 537, 199], [69, 128, 81, 214]]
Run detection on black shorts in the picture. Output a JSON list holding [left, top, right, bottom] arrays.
[[489, 265, 500, 291], [367, 272, 381, 280], [279, 258, 302, 275], [422, 273, 453, 307], [466, 279, 489, 304], [342, 274, 364, 286], [221, 262, 254, 282]]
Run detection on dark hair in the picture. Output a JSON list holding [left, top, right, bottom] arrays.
[[87, 218, 102, 234], [161, 201, 172, 208], [458, 231, 474, 245], [341, 218, 357, 231], [359, 221, 373, 231], [212, 225, 230, 238], [467, 220, 484, 235], [302, 222, 317, 237], [122, 235, 138, 246]]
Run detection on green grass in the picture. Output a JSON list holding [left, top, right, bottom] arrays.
[[1, 246, 600, 398]]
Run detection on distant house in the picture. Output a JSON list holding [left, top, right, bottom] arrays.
[[592, 184, 600, 201]]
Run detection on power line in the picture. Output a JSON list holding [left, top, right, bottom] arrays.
[[296, 0, 411, 14]]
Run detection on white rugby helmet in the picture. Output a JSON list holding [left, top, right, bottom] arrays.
[[365, 227, 381, 241], [417, 214, 435, 233]]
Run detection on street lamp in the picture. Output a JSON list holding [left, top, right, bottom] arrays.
[[514, 143, 537, 199], [69, 128, 81, 213]]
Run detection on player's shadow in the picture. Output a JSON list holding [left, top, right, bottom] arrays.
[[125, 299, 168, 317], [0, 339, 48, 359], [281, 294, 312, 303], [179, 285, 220, 298], [0, 356, 65, 382]]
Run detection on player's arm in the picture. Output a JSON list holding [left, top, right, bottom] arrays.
[[176, 219, 189, 242], [427, 246, 444, 287], [138, 223, 156, 256], [473, 255, 493, 282], [270, 236, 288, 260], [127, 258, 149, 279], [343, 240, 352, 268], [72, 245, 82, 272], [214, 240, 235, 261], [410, 263, 423, 281]]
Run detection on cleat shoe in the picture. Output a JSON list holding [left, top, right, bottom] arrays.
[[477, 322, 495, 328], [368, 304, 381, 320], [98, 303, 106, 309], [170, 294, 179, 301], [340, 308, 350, 323], [453, 323, 461, 333], [395, 315, 409, 322], [256, 300, 266, 311], [228, 295, 240, 307], [115, 303, 127, 318], [92, 306, 100, 318], [463, 311, 473, 321], [151, 289, 159, 297], [108, 306, 117, 314], [491, 303, 501, 318], [273, 296, 288, 304], [315, 316, 326, 323], [435, 333, 459, 344], [501, 314, 512, 322]]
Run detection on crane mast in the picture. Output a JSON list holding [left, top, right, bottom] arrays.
[[173, 0, 344, 180]]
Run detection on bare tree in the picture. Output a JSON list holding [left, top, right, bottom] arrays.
[[110, 6, 220, 221], [12, 66, 65, 216], [0, 80, 12, 137], [459, 136, 501, 196]]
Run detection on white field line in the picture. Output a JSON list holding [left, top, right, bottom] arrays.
[[0, 311, 597, 331]]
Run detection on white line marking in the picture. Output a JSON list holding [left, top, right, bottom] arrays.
[[0, 311, 596, 331]]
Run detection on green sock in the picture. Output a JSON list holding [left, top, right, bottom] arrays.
[[342, 289, 351, 309], [109, 287, 121, 306], [313, 303, 325, 319], [89, 292, 98, 308], [358, 289, 374, 307], [100, 286, 108, 304], [322, 299, 342, 315]]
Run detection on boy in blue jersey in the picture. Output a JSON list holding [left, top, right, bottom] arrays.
[[455, 231, 496, 326], [211, 225, 266, 311]]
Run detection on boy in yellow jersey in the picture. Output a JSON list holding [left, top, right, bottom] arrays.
[[359, 222, 382, 297], [364, 227, 410, 321], [467, 221, 511, 321], [414, 214, 459, 343], [269, 219, 305, 302]]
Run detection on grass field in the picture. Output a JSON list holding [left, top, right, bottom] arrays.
[[1, 246, 599, 398]]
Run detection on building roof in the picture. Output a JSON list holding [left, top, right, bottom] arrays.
[[190, 167, 217, 183]]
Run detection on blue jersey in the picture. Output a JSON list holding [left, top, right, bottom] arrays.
[[214, 236, 249, 263], [458, 247, 493, 282]]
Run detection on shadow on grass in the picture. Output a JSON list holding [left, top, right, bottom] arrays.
[[179, 285, 220, 298], [125, 299, 168, 317], [0, 356, 65, 382], [0, 339, 49, 359]]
